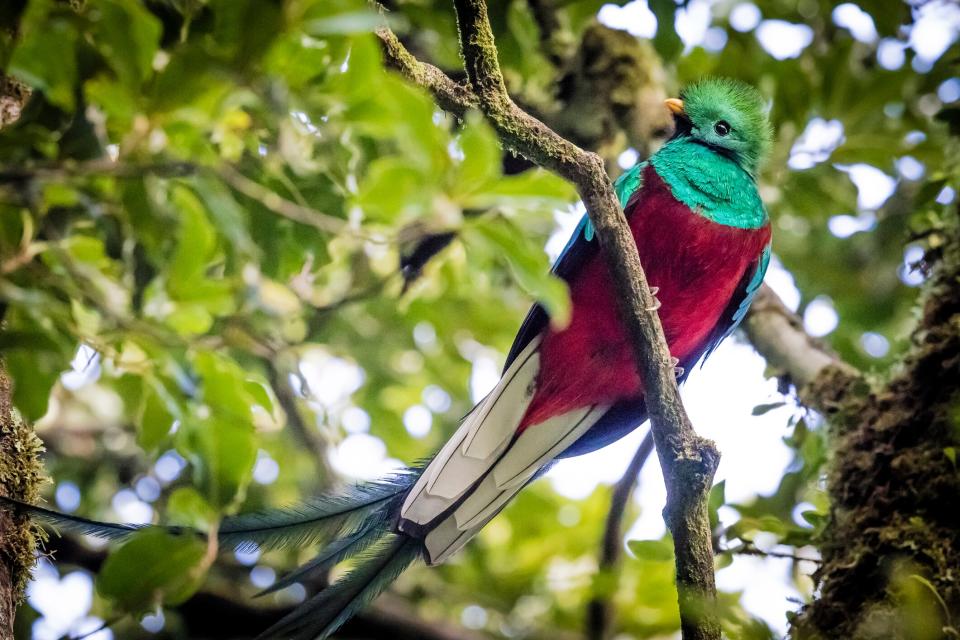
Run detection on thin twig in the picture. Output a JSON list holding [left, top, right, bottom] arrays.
[[59, 615, 124, 640], [724, 543, 823, 564], [586, 430, 655, 640], [215, 166, 364, 238], [0, 160, 194, 182], [0, 160, 375, 240], [266, 362, 338, 483]]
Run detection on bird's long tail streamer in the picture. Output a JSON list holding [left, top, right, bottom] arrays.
[[0, 469, 420, 549], [256, 534, 422, 640], [1, 469, 427, 640], [0, 496, 148, 540], [217, 469, 419, 551]]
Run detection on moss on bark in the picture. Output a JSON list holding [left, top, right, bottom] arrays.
[[793, 212, 960, 639], [0, 366, 46, 638]]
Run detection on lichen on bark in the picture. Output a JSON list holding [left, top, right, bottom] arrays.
[[0, 74, 30, 131]]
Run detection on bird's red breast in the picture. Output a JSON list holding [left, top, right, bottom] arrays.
[[519, 165, 771, 430]]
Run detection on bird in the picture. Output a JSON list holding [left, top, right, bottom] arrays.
[[2, 77, 773, 640]]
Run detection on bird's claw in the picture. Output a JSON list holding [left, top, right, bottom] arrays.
[[668, 357, 684, 378], [649, 286, 659, 296], [646, 297, 662, 312]]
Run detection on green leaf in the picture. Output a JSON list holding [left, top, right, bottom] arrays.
[[452, 114, 502, 196], [465, 218, 571, 327], [165, 303, 215, 336], [179, 415, 257, 508], [305, 11, 383, 35], [178, 352, 262, 507], [88, 0, 162, 89], [193, 351, 258, 415], [752, 402, 787, 416], [244, 379, 274, 413], [187, 175, 257, 260], [708, 480, 726, 531], [5, 347, 62, 422], [96, 529, 207, 614], [800, 510, 828, 529], [944, 447, 956, 467], [167, 487, 218, 531], [649, 0, 683, 62], [628, 538, 675, 562], [9, 11, 79, 111], [137, 379, 177, 451], [467, 169, 576, 209], [356, 157, 431, 222], [168, 186, 218, 294]]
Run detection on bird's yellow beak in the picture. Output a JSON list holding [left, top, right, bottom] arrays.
[[664, 98, 685, 116]]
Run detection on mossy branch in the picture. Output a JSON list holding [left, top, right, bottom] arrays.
[[378, 6, 721, 638]]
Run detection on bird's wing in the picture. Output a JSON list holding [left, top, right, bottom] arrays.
[[699, 240, 772, 365], [558, 239, 772, 460], [502, 162, 647, 369]]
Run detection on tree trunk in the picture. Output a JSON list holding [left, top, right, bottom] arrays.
[[792, 208, 960, 639], [0, 65, 44, 640], [0, 366, 45, 640]]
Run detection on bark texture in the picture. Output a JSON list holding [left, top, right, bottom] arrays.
[[0, 75, 29, 131], [792, 210, 960, 639]]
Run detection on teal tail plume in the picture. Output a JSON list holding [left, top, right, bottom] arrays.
[[217, 469, 419, 551], [0, 468, 427, 639], [0, 495, 149, 540], [256, 534, 422, 640]]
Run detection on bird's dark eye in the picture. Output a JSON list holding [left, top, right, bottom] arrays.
[[714, 121, 731, 136]]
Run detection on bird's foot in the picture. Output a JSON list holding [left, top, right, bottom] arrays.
[[649, 286, 660, 296], [669, 356, 684, 378], [646, 297, 662, 312]]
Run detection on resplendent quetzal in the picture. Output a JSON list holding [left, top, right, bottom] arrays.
[[3, 78, 773, 639]]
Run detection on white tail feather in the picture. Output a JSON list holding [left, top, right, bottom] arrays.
[[399, 335, 608, 564], [401, 338, 541, 523]]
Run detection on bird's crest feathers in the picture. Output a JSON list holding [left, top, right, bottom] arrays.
[[678, 77, 773, 175]]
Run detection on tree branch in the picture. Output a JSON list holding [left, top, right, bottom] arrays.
[[382, 3, 721, 637], [526, 0, 571, 66], [265, 362, 338, 484], [375, 28, 476, 118], [743, 285, 863, 414], [586, 431, 655, 640]]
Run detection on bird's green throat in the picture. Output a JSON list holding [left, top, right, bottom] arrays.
[[650, 138, 767, 230]]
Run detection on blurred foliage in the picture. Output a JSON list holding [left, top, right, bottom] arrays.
[[0, 0, 958, 638]]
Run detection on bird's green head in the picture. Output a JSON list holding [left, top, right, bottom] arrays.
[[665, 78, 773, 177]]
